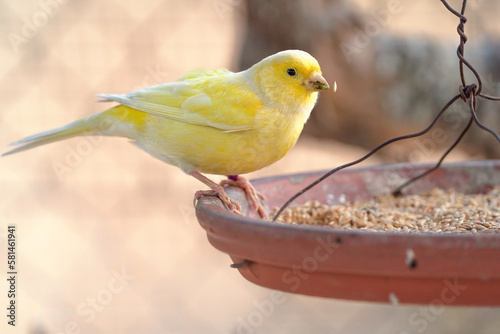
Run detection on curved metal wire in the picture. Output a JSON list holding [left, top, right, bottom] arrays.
[[392, 115, 474, 196]]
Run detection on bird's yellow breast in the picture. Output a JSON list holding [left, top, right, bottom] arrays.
[[153, 108, 308, 175]]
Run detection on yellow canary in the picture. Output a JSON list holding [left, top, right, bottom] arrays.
[[3, 50, 332, 218]]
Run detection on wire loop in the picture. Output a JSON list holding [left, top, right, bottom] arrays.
[[459, 84, 477, 102]]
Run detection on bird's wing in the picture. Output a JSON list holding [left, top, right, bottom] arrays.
[[97, 69, 259, 132]]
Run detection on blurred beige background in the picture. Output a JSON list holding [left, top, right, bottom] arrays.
[[1, 0, 500, 333]]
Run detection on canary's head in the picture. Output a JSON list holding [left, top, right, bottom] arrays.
[[246, 50, 333, 112]]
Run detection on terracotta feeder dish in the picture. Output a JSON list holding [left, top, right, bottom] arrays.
[[196, 160, 500, 306]]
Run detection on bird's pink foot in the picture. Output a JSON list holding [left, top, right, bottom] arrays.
[[220, 175, 268, 219], [193, 188, 242, 215], [191, 172, 243, 215], [191, 172, 267, 218]]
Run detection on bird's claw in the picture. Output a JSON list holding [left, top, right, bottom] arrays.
[[194, 189, 242, 215], [220, 176, 268, 219]]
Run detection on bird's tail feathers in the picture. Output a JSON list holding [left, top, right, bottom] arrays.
[[2, 113, 115, 157]]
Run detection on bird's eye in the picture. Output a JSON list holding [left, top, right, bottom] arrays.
[[286, 68, 296, 76]]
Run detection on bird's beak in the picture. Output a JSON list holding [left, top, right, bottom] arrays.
[[305, 73, 333, 92]]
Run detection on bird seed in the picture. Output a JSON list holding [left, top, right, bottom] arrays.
[[274, 186, 500, 233]]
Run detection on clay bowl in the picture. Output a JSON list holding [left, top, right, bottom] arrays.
[[195, 160, 500, 306]]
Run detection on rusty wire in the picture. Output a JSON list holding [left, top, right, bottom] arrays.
[[273, 0, 500, 221]]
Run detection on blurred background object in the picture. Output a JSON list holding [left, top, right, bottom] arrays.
[[1, 0, 500, 333]]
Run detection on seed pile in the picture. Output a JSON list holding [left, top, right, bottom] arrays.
[[275, 187, 500, 233]]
